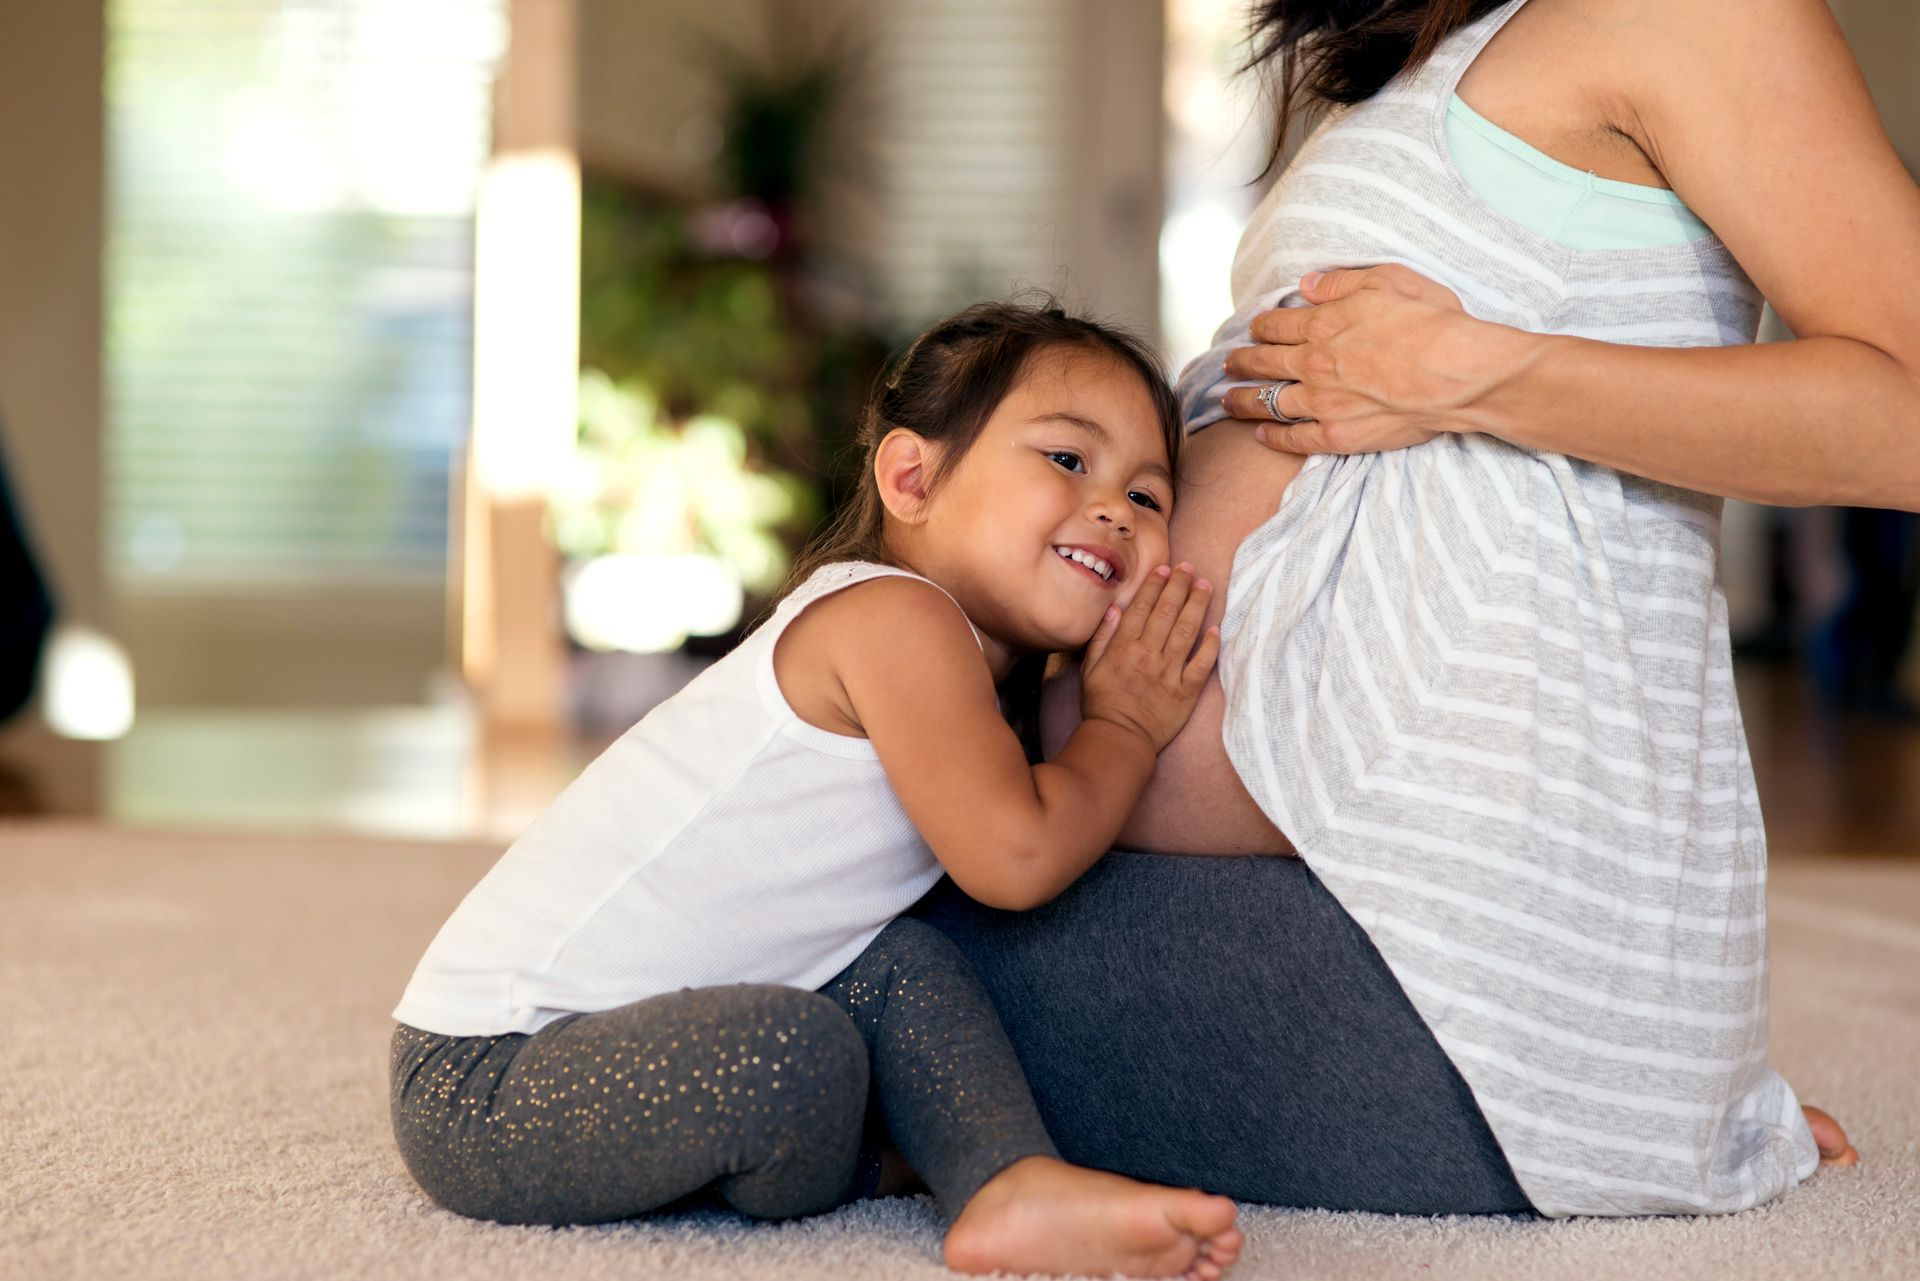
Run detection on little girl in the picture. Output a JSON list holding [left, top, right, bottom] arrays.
[[389, 302, 1241, 1280]]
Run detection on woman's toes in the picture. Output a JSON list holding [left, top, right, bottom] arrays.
[[1803, 1105, 1861, 1166]]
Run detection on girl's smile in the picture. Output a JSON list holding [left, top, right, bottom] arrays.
[[1051, 543, 1124, 586], [895, 347, 1173, 668]]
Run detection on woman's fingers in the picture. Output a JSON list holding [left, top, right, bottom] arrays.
[[1250, 420, 1331, 454], [1223, 341, 1305, 383], [1228, 328, 1309, 379], [1248, 305, 1313, 345], [1297, 266, 1379, 303], [1222, 380, 1310, 423], [1300, 263, 1458, 306]]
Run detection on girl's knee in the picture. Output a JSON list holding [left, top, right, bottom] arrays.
[[866, 915, 969, 975], [862, 917, 984, 1001], [785, 988, 872, 1093]]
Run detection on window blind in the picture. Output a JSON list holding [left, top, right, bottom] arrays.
[[867, 0, 1079, 327], [105, 0, 506, 587]]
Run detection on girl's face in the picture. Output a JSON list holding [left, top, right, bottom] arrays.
[[912, 347, 1176, 658]]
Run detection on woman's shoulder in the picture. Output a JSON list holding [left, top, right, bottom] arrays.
[[1458, 0, 1822, 191]]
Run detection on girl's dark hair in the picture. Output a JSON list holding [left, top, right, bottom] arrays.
[[754, 298, 1180, 761], [763, 298, 1181, 619], [1245, 0, 1507, 177]]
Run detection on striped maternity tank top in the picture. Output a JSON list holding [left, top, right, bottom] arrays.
[[1177, 0, 1818, 1217]]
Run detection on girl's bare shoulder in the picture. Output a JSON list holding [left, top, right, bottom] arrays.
[[771, 574, 983, 737]]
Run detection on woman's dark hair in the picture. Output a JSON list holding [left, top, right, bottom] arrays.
[[753, 298, 1180, 761], [1245, 0, 1507, 177]]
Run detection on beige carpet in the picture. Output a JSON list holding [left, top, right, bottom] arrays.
[[5, 820, 1916, 1280]]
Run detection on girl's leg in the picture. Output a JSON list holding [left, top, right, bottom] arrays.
[[817, 916, 1057, 1218], [821, 917, 1242, 1281], [912, 851, 1535, 1216], [389, 985, 871, 1225]]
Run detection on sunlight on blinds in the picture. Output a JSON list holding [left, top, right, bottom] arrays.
[[105, 0, 506, 587], [869, 0, 1077, 327]]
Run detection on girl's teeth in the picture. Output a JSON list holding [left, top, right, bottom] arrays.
[[1055, 546, 1112, 582]]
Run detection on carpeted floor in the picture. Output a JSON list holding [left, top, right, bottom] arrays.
[[5, 820, 1916, 1280]]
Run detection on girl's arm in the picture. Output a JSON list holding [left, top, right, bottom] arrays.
[[829, 569, 1217, 911], [1221, 0, 1920, 510]]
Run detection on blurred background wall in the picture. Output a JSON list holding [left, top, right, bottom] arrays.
[[0, 0, 1915, 844]]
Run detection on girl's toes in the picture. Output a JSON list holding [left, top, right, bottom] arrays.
[[1205, 1228, 1244, 1265], [1182, 1193, 1237, 1238]]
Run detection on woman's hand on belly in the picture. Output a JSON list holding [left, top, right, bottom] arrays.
[[1219, 264, 1515, 456], [1038, 425, 1304, 857]]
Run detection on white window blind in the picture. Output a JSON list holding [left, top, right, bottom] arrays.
[[868, 0, 1079, 326], [105, 0, 506, 588]]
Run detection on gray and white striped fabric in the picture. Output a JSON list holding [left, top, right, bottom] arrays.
[[1178, 0, 1818, 1217]]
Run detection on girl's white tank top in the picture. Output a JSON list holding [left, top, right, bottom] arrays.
[[392, 560, 976, 1037]]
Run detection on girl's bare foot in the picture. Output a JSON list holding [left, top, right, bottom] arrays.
[[1803, 1105, 1860, 1168], [943, 1155, 1242, 1281]]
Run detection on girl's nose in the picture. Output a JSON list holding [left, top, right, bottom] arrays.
[[1094, 506, 1132, 537]]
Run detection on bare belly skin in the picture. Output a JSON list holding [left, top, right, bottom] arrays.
[[1039, 424, 1304, 856]]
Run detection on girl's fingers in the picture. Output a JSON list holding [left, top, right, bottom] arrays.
[[1120, 564, 1173, 639], [1082, 603, 1121, 671], [1184, 625, 1222, 686], [1166, 576, 1212, 656], [1141, 565, 1194, 650]]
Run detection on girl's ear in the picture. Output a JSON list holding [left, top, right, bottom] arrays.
[[875, 428, 939, 525]]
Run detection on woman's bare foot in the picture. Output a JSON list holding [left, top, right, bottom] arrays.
[[1803, 1105, 1860, 1168], [943, 1156, 1242, 1281]]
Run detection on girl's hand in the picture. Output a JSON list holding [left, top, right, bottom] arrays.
[[1079, 564, 1219, 752], [1219, 264, 1537, 456]]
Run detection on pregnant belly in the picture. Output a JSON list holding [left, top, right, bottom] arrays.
[[1040, 423, 1304, 856]]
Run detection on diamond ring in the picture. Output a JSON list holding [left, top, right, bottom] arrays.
[[1256, 381, 1310, 424]]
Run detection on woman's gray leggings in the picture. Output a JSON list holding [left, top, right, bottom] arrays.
[[390, 917, 1055, 1226], [911, 851, 1534, 1216]]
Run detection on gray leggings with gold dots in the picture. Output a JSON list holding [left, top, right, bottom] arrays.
[[388, 917, 1056, 1226]]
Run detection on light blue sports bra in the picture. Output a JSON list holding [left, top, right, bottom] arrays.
[[1446, 94, 1711, 250]]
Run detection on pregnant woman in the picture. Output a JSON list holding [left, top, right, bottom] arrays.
[[919, 0, 1911, 1217]]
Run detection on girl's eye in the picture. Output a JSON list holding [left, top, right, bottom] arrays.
[[1129, 490, 1164, 513], [1045, 450, 1085, 473]]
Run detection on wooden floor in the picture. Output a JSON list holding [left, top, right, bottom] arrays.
[[2, 659, 1917, 858], [1737, 660, 1920, 859]]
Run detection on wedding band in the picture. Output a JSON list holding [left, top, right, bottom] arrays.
[[1257, 381, 1310, 424]]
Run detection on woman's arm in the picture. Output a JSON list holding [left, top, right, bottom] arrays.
[[1223, 0, 1920, 510], [831, 572, 1216, 910]]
